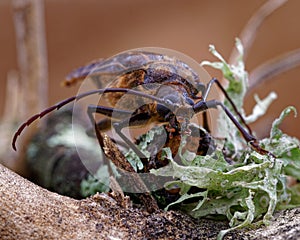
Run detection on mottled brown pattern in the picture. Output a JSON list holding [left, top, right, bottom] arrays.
[[104, 69, 146, 107]]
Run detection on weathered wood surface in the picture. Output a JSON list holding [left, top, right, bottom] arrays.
[[1, 163, 300, 240]]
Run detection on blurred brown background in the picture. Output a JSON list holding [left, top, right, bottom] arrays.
[[0, 0, 299, 140]]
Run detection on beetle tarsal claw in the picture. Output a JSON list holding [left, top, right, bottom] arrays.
[[249, 140, 272, 156]]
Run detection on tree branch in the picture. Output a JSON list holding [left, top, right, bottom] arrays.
[[248, 48, 300, 91], [1, 162, 300, 239], [10, 0, 48, 170], [229, 0, 288, 64]]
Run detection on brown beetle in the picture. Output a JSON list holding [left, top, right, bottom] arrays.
[[12, 49, 268, 163]]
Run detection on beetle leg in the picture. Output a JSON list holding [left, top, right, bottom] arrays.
[[215, 101, 270, 155], [112, 112, 153, 171], [87, 104, 132, 131], [87, 104, 151, 170], [202, 111, 210, 133], [194, 99, 270, 155], [202, 78, 252, 135], [87, 104, 151, 133]]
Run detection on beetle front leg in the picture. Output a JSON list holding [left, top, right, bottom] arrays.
[[87, 104, 132, 128], [86, 104, 132, 137], [87, 104, 151, 170], [202, 78, 252, 135], [112, 112, 153, 172], [215, 101, 270, 155], [194, 99, 270, 155], [204, 79, 273, 156]]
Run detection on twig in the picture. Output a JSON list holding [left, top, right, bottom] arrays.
[[248, 48, 300, 91], [8, 0, 48, 167], [2, 71, 20, 123], [13, 0, 48, 117], [229, 0, 288, 64], [0, 72, 20, 170]]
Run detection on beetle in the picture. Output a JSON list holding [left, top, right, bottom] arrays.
[[12, 49, 269, 166]]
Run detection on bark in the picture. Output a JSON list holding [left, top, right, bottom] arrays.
[[0, 162, 223, 240], [1, 163, 300, 240]]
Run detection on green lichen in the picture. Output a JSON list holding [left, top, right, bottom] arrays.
[[150, 40, 300, 239]]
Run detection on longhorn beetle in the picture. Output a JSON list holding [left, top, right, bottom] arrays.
[[12, 49, 269, 166]]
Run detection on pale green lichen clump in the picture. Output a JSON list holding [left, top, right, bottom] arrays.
[[149, 39, 300, 239]]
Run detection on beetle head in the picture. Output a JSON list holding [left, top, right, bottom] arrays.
[[155, 85, 195, 132]]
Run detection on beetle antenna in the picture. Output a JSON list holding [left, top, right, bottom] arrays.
[[12, 88, 166, 151], [12, 96, 76, 151]]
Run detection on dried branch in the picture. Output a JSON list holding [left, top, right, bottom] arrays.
[[248, 48, 300, 91], [1, 0, 49, 171], [229, 0, 288, 64], [1, 162, 300, 239], [0, 72, 20, 170], [13, 0, 48, 118], [0, 162, 225, 239]]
